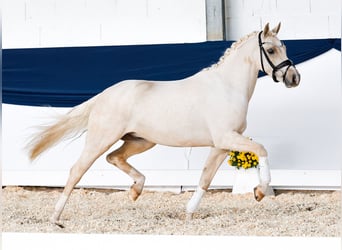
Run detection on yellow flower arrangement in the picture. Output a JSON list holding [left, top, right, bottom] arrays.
[[228, 150, 259, 169]]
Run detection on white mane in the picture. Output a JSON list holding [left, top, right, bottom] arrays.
[[204, 31, 259, 71]]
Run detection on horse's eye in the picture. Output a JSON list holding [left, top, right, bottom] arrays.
[[267, 48, 275, 54]]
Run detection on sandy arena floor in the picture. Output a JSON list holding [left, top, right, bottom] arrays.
[[2, 186, 341, 236]]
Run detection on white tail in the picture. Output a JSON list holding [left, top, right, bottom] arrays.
[[27, 96, 97, 160]]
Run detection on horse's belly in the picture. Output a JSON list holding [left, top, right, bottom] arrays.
[[139, 132, 214, 147]]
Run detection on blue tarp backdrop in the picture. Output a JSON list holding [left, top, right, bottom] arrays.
[[3, 39, 340, 107]]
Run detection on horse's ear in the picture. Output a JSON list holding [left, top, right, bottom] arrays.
[[272, 22, 281, 35], [263, 23, 270, 37]]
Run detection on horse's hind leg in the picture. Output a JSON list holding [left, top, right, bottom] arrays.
[[186, 147, 227, 215], [51, 132, 120, 226], [106, 138, 155, 201]]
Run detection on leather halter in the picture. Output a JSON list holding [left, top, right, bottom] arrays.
[[258, 31, 294, 82]]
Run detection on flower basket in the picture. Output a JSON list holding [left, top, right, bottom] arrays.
[[228, 150, 274, 195], [228, 150, 260, 194], [232, 167, 260, 194]]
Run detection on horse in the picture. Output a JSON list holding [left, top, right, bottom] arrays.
[[27, 23, 300, 226]]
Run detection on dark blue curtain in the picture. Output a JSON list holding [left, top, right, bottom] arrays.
[[3, 39, 340, 107]]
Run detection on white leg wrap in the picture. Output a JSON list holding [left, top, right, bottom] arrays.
[[186, 187, 205, 213], [258, 157, 271, 184]]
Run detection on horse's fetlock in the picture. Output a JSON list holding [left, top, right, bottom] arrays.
[[128, 175, 145, 201]]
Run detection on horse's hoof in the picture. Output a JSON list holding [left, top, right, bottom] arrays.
[[50, 217, 65, 228], [186, 213, 194, 220], [253, 186, 265, 202], [129, 185, 142, 201]]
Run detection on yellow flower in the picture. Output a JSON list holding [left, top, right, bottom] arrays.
[[228, 150, 259, 169]]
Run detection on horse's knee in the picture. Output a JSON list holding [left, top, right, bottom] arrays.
[[106, 152, 124, 166], [257, 145, 268, 158]]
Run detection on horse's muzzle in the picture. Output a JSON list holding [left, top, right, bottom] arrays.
[[284, 66, 300, 88]]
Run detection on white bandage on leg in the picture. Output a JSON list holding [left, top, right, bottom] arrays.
[[186, 187, 206, 214], [258, 157, 271, 184]]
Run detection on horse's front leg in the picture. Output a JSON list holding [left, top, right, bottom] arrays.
[[215, 131, 272, 201], [254, 156, 272, 201], [186, 148, 227, 216]]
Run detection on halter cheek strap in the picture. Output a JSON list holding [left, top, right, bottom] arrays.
[[258, 31, 294, 82]]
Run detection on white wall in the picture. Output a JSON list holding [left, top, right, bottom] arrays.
[[225, 0, 341, 40], [2, 0, 341, 189], [3, 0, 341, 49], [2, 0, 207, 48]]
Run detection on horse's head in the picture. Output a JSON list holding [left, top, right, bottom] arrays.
[[258, 23, 301, 88]]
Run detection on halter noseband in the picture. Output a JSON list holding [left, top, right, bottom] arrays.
[[258, 31, 294, 82]]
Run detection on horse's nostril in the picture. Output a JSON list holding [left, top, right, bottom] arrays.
[[291, 73, 300, 85], [292, 74, 298, 84]]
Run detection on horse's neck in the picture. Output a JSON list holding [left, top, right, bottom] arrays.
[[214, 38, 259, 101]]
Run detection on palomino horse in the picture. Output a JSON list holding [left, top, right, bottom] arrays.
[[28, 23, 300, 226]]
